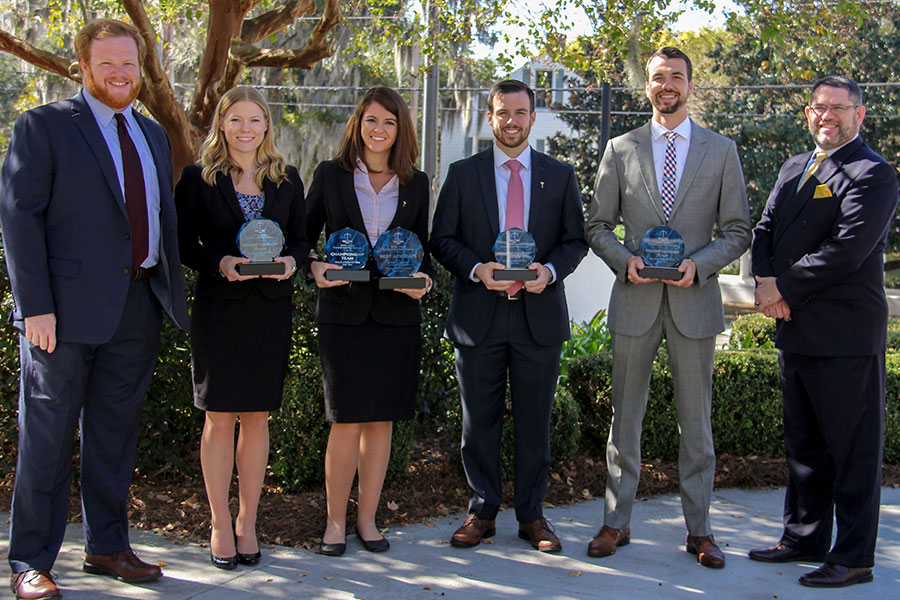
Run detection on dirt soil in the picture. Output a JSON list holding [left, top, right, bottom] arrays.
[[2, 434, 898, 551]]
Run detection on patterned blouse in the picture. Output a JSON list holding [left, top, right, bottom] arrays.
[[237, 191, 264, 221]]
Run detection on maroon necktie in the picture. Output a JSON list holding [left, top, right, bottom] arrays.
[[115, 112, 149, 273]]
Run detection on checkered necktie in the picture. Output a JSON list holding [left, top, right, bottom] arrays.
[[661, 131, 678, 220]]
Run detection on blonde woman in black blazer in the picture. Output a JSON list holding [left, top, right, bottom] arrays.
[[175, 86, 310, 569], [305, 87, 432, 556]]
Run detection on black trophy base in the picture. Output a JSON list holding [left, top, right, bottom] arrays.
[[325, 269, 370, 282], [237, 261, 285, 276], [494, 269, 537, 281], [378, 276, 426, 290], [641, 265, 682, 280]]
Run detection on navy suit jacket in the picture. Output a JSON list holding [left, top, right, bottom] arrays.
[[0, 91, 188, 343], [751, 137, 898, 356], [304, 160, 432, 326], [430, 147, 587, 347], [175, 163, 310, 300]]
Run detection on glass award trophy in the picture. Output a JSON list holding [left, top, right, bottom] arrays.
[[373, 227, 425, 290], [492, 227, 538, 281], [324, 227, 371, 282], [639, 226, 685, 280], [236, 218, 286, 276]]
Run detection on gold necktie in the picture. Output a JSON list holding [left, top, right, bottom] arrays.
[[800, 151, 828, 187]]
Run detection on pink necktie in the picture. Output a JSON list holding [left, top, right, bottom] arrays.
[[661, 131, 677, 220], [505, 159, 524, 296]]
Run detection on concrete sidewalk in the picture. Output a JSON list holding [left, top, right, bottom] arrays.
[[3, 487, 899, 599]]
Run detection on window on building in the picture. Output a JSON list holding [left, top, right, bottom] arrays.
[[534, 69, 553, 108], [477, 138, 493, 154]]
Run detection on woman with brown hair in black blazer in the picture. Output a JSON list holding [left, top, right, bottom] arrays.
[[175, 86, 310, 569], [306, 87, 432, 556]]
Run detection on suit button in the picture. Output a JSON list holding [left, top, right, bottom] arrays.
[[125, 233, 131, 240], [788, 259, 794, 266], [123, 267, 130, 275], [801, 220, 807, 227]]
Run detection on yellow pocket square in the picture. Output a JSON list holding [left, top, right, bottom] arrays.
[[813, 184, 833, 199]]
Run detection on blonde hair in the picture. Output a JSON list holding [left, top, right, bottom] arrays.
[[199, 86, 287, 188]]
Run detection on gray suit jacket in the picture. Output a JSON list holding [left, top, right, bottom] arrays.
[[585, 121, 751, 339]]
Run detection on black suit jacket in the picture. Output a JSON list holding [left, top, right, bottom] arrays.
[[751, 137, 899, 356], [0, 91, 188, 343], [430, 147, 587, 347], [304, 160, 432, 326], [174, 163, 310, 299]]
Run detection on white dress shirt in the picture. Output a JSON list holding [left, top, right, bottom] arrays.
[[649, 118, 692, 201]]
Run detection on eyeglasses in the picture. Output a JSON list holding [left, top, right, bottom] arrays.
[[807, 104, 858, 115]]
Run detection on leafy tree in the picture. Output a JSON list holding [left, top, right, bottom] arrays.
[[0, 0, 342, 173]]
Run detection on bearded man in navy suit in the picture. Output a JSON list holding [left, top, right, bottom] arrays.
[[750, 75, 898, 588], [431, 79, 587, 553], [0, 19, 188, 599]]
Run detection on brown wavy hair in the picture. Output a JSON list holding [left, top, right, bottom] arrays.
[[334, 87, 418, 184], [199, 86, 287, 188]]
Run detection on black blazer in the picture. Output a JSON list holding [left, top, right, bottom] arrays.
[[430, 148, 587, 347], [751, 137, 899, 356], [175, 163, 310, 300], [304, 160, 432, 326]]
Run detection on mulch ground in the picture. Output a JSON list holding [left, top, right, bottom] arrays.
[[2, 433, 899, 550]]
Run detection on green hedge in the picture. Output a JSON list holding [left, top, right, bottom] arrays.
[[565, 348, 900, 463], [731, 312, 900, 351]]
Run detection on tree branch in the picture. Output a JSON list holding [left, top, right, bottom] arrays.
[[0, 30, 77, 81], [232, 0, 341, 69], [241, 0, 316, 44]]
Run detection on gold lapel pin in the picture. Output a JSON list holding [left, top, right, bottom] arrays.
[[402, 200, 407, 207], [540, 181, 544, 189]]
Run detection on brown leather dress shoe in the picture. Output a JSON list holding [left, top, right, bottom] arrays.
[[587, 525, 630, 557], [450, 513, 496, 548], [748, 542, 828, 563], [10, 570, 60, 600], [518, 517, 562, 553], [83, 548, 162, 583], [799, 563, 873, 587], [686, 534, 726, 568]]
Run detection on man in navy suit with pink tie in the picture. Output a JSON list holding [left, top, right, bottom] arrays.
[[751, 75, 898, 588], [0, 19, 187, 599]]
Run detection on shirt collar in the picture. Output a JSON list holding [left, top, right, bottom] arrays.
[[493, 143, 532, 171], [82, 87, 135, 130], [650, 117, 692, 142], [816, 134, 859, 157]]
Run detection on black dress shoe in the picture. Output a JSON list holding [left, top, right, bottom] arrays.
[[356, 530, 390, 553], [318, 541, 346, 556], [799, 563, 873, 587], [748, 542, 828, 563]]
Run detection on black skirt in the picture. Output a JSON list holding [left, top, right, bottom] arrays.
[[318, 319, 421, 423], [190, 286, 292, 412]]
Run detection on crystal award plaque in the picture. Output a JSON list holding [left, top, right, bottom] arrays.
[[639, 226, 685, 280], [492, 227, 538, 281], [324, 227, 371, 282], [374, 227, 426, 290], [236, 218, 286, 276]]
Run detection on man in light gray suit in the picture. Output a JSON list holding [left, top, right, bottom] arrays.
[[584, 47, 751, 568]]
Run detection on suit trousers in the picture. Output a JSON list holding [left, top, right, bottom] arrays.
[[779, 351, 884, 568], [455, 295, 562, 523], [604, 289, 715, 535], [8, 278, 162, 572]]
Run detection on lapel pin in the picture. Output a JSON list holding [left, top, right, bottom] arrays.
[[540, 181, 544, 189], [402, 200, 407, 207]]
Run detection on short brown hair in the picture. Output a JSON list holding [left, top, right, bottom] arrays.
[[646, 47, 693, 82], [75, 18, 146, 65], [335, 87, 418, 185], [487, 79, 535, 113]]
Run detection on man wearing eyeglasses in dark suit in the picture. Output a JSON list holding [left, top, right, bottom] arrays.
[[750, 75, 898, 588]]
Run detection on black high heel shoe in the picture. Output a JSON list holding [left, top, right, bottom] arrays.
[[209, 526, 238, 570], [233, 518, 262, 565]]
